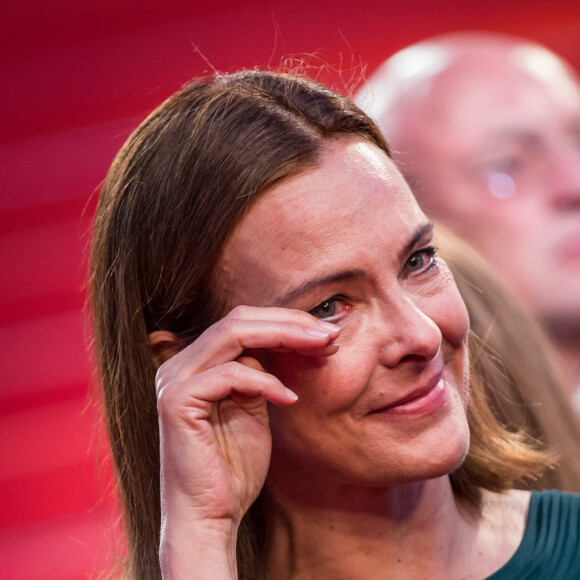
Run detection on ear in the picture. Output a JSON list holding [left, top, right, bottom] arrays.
[[148, 330, 186, 369]]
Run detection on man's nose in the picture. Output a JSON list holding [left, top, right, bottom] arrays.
[[377, 294, 442, 369], [546, 147, 580, 211]]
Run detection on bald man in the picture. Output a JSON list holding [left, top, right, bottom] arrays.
[[356, 32, 580, 408]]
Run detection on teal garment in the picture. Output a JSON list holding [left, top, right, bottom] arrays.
[[486, 490, 580, 579]]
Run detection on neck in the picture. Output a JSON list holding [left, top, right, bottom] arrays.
[[262, 475, 480, 580]]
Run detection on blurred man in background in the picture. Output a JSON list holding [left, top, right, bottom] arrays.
[[356, 32, 580, 411]]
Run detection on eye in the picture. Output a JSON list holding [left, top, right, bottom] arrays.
[[474, 153, 526, 181], [308, 296, 351, 320], [489, 155, 525, 175], [404, 247, 438, 275]]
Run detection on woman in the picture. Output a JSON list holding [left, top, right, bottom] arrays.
[[437, 227, 580, 493], [90, 70, 579, 579]]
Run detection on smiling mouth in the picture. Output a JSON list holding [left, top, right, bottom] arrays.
[[370, 377, 447, 418]]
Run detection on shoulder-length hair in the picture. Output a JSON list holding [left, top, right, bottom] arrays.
[[90, 70, 546, 580], [437, 227, 579, 493]]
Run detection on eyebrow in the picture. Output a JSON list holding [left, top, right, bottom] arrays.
[[275, 268, 369, 307], [275, 221, 434, 307], [482, 117, 580, 146], [486, 129, 543, 148]]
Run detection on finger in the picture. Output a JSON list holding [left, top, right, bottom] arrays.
[[218, 305, 332, 325], [202, 317, 339, 366], [235, 356, 267, 371], [292, 343, 340, 357], [157, 360, 298, 416], [243, 343, 340, 359], [156, 315, 340, 386]]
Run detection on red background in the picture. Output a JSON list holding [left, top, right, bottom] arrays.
[[1, 1, 579, 578]]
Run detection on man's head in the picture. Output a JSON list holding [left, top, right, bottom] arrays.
[[356, 32, 580, 333]]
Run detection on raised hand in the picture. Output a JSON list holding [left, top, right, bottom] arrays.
[[153, 305, 340, 579]]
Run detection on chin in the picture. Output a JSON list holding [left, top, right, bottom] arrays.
[[422, 444, 469, 482], [403, 424, 471, 484], [357, 429, 471, 488]]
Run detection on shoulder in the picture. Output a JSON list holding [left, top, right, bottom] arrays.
[[525, 489, 580, 538], [486, 490, 580, 579]]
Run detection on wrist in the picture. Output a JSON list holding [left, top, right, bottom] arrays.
[[159, 517, 238, 580]]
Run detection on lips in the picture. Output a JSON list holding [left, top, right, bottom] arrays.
[[370, 374, 447, 417]]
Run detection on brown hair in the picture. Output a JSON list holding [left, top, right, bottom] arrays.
[[90, 70, 546, 579], [437, 226, 580, 493]]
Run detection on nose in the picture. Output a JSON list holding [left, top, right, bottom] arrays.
[[376, 293, 442, 369], [546, 148, 580, 211]]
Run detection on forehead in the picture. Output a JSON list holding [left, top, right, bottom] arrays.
[[219, 139, 425, 305], [424, 51, 580, 144]]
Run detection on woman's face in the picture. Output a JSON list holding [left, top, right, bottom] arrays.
[[219, 138, 470, 492]]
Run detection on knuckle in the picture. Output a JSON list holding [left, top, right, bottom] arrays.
[[155, 366, 167, 394], [220, 361, 242, 380], [214, 316, 238, 337], [228, 304, 252, 319], [154, 359, 177, 394], [156, 382, 178, 413]]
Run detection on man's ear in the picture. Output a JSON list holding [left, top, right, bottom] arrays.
[[148, 330, 186, 369]]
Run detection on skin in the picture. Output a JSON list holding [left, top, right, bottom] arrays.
[[360, 34, 580, 386], [152, 138, 529, 579]]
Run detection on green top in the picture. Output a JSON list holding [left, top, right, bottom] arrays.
[[486, 490, 580, 579]]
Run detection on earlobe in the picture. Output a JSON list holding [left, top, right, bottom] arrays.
[[148, 330, 185, 368]]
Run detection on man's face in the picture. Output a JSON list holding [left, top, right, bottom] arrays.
[[399, 52, 580, 327]]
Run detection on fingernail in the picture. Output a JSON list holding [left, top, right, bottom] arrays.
[[285, 387, 299, 401], [304, 327, 329, 337], [317, 320, 340, 332]]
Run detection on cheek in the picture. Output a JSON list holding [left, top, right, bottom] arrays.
[[444, 293, 470, 348], [442, 292, 471, 404], [440, 270, 470, 345], [261, 349, 364, 415], [421, 273, 470, 349], [458, 347, 471, 407], [263, 355, 339, 461], [261, 351, 333, 398]]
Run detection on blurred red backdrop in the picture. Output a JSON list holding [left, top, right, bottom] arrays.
[[1, 1, 579, 578]]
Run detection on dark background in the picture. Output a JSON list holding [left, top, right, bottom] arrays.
[[1, 1, 579, 578]]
